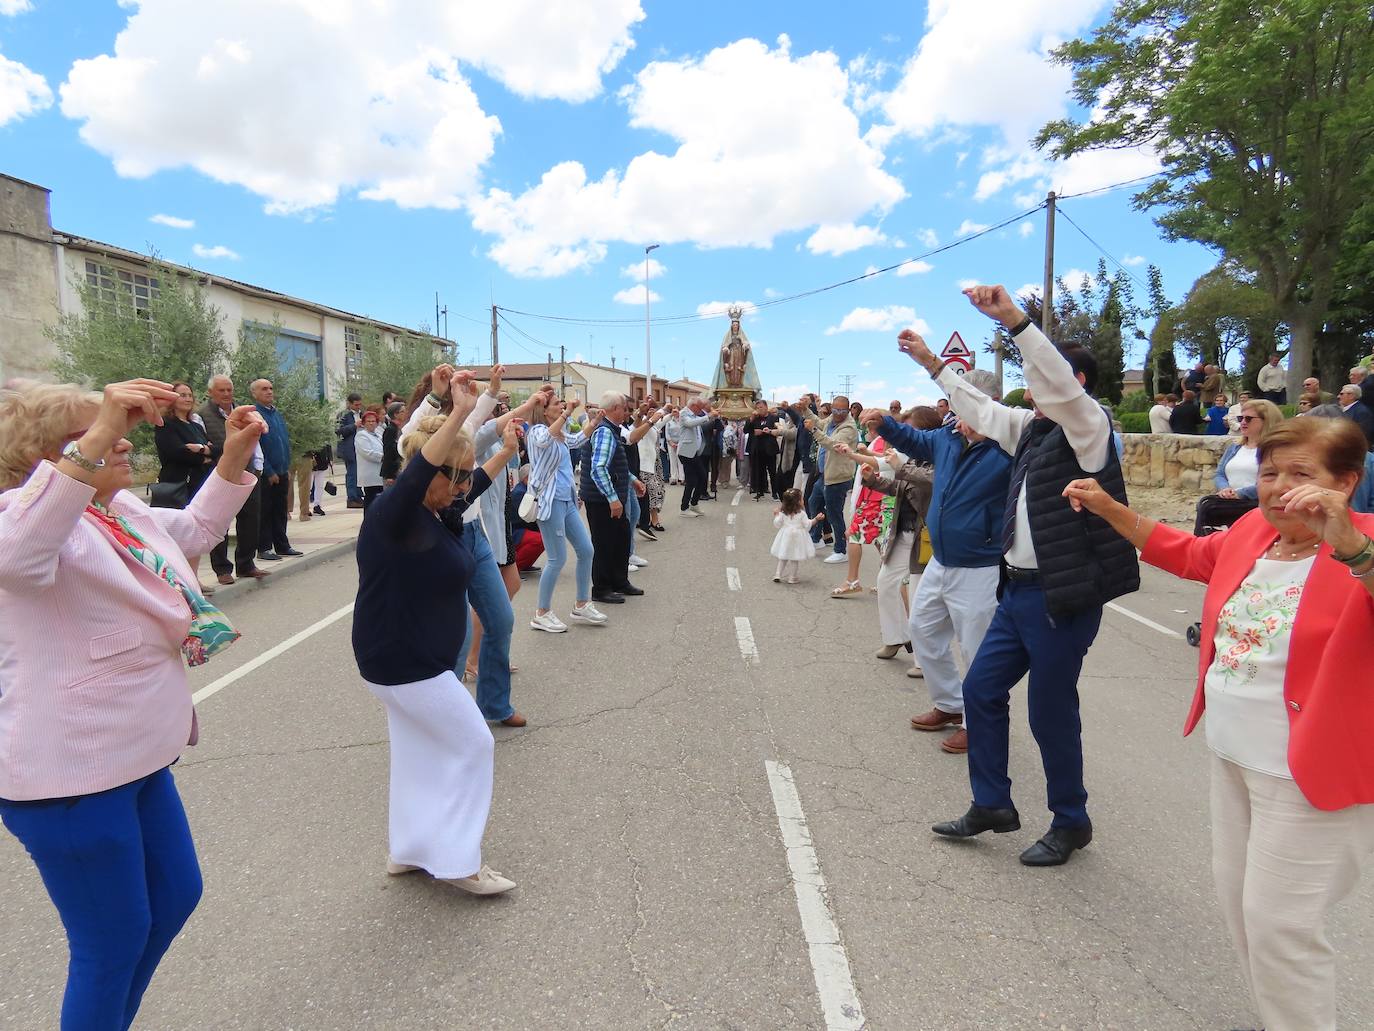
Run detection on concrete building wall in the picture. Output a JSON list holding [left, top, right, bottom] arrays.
[[0, 176, 62, 382], [570, 362, 635, 403]]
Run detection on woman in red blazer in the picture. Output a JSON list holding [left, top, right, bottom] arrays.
[[1063, 415, 1374, 1031]]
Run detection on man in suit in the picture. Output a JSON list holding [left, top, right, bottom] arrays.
[[335, 392, 364, 509], [200, 374, 268, 585], [1338, 384, 1374, 449], [1351, 365, 1373, 408], [676, 396, 713, 515], [744, 400, 779, 500], [251, 379, 302, 562], [1169, 389, 1204, 434]]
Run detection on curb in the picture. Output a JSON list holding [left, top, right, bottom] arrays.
[[210, 538, 358, 607]]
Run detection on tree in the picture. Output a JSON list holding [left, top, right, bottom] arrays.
[[352, 326, 455, 404], [1166, 262, 1279, 388], [1141, 264, 1178, 398], [230, 323, 336, 459], [1038, 0, 1374, 396]]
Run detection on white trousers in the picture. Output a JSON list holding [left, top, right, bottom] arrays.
[[876, 530, 916, 646], [310, 469, 328, 506], [1210, 755, 1374, 1031], [669, 448, 683, 482], [365, 670, 495, 879], [907, 558, 999, 714]]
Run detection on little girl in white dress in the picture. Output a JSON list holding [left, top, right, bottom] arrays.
[[770, 488, 825, 583]]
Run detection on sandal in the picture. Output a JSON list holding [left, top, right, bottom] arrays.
[[830, 580, 863, 597]]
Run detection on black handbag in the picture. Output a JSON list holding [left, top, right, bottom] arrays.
[[148, 481, 188, 509], [323, 480, 338, 496]]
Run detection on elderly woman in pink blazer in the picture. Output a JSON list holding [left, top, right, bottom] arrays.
[[0, 378, 264, 1031]]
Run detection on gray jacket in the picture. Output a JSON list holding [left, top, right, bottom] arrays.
[[866, 460, 934, 572], [676, 410, 710, 458]]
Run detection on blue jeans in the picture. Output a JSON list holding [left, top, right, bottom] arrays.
[[536, 497, 594, 610], [455, 523, 515, 721], [626, 488, 640, 557], [822, 482, 850, 554], [0, 767, 202, 1031], [343, 455, 360, 502], [808, 478, 827, 541], [963, 580, 1102, 829]]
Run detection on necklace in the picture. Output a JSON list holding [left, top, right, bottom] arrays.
[[1269, 537, 1321, 560]]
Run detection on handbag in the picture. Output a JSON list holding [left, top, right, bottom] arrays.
[[917, 526, 934, 566], [148, 480, 188, 509], [323, 480, 338, 496], [517, 487, 539, 523]]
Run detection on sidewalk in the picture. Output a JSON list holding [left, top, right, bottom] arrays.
[[210, 498, 363, 606]]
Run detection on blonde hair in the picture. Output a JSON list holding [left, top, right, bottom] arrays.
[[1240, 398, 1284, 430], [0, 382, 103, 491], [400, 414, 474, 471]]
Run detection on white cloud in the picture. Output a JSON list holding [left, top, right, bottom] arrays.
[[0, 50, 51, 127], [192, 243, 240, 260], [765, 382, 816, 400], [612, 284, 660, 305], [470, 36, 906, 276], [697, 300, 759, 319], [825, 305, 930, 336], [916, 227, 939, 248], [150, 213, 195, 229], [955, 219, 989, 237], [806, 222, 887, 256], [1122, 253, 1146, 266], [620, 257, 667, 281], [1018, 222, 1035, 238], [59, 1, 643, 215], [0, 0, 33, 14], [896, 259, 934, 277], [856, 379, 891, 397], [1014, 282, 1041, 299]]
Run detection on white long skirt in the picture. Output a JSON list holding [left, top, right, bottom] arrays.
[[365, 670, 494, 879]]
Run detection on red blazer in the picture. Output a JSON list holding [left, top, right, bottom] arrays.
[[1142, 509, 1374, 811]]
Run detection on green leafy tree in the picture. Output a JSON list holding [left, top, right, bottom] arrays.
[[1165, 262, 1279, 389], [352, 326, 455, 404], [229, 323, 336, 459], [1141, 264, 1178, 398], [1038, 0, 1374, 396]]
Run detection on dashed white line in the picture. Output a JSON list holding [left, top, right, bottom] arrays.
[[192, 602, 355, 705], [727, 513, 737, 526], [725, 535, 736, 551], [732, 489, 743, 507], [765, 760, 866, 1031], [726, 567, 742, 591], [1106, 601, 1184, 640], [734, 616, 758, 663]]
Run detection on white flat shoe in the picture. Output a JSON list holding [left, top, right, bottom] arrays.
[[387, 859, 422, 876], [443, 864, 516, 896]]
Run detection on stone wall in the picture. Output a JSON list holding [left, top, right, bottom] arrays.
[[1121, 433, 1232, 491]]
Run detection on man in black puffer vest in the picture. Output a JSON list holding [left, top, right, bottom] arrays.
[[903, 285, 1140, 868]]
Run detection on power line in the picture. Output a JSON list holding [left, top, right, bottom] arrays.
[[1054, 203, 1152, 293], [490, 311, 549, 362], [1055, 172, 1163, 201]]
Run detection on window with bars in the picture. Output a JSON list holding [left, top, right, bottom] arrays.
[[344, 325, 365, 388], [84, 260, 160, 318]]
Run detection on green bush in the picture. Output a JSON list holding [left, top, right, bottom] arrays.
[[1003, 387, 1031, 408], [1116, 390, 1153, 414], [1119, 412, 1151, 433]]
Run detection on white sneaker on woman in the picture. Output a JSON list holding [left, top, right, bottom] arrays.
[[530, 612, 568, 633], [823, 552, 849, 564], [443, 864, 516, 896], [568, 603, 608, 625], [628, 555, 649, 568]]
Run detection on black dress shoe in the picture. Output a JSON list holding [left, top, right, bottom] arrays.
[[617, 584, 645, 596], [1019, 822, 1092, 866], [592, 590, 626, 604], [932, 805, 1021, 838], [279, 548, 304, 557], [312, 505, 327, 516], [257, 550, 283, 561]]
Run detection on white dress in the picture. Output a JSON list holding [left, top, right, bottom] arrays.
[[770, 511, 814, 561]]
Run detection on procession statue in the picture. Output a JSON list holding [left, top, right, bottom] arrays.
[[709, 305, 763, 419]]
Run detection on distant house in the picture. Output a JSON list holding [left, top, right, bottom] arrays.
[[456, 362, 589, 403], [1123, 368, 1146, 395]]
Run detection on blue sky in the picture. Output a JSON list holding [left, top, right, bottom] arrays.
[[0, 0, 1216, 404]]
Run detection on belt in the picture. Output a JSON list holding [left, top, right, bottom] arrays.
[[1003, 564, 1041, 584]]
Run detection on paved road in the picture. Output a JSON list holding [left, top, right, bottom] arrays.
[[4, 489, 1373, 1030]]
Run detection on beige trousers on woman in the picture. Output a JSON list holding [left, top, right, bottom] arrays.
[[1211, 754, 1374, 1031]]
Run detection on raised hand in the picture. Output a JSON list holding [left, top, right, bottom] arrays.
[[500, 420, 520, 453], [833, 442, 852, 455], [883, 450, 906, 469], [487, 363, 506, 395], [961, 284, 1024, 327], [454, 370, 479, 396], [896, 329, 937, 367], [431, 364, 455, 397], [859, 407, 886, 429], [1280, 484, 1364, 553], [93, 378, 181, 441]]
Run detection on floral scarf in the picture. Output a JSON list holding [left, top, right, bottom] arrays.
[[86, 505, 240, 667]]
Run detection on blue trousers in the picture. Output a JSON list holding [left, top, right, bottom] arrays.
[[808, 478, 827, 541], [626, 488, 640, 557], [343, 455, 360, 502], [822, 482, 851, 554], [0, 767, 202, 1031], [536, 497, 594, 609], [963, 580, 1102, 829], [455, 522, 515, 721]]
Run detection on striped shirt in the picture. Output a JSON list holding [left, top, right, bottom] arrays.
[[526, 423, 587, 522]]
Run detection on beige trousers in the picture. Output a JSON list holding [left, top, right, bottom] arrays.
[[293, 459, 312, 519], [1211, 755, 1374, 1031]]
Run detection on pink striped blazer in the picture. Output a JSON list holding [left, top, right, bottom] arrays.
[[0, 460, 255, 801]]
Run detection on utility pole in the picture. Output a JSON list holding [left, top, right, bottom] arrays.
[[644, 244, 660, 401], [490, 305, 499, 366], [818, 357, 823, 399], [546, 352, 552, 384], [560, 344, 566, 395], [1042, 191, 1057, 338], [435, 292, 440, 340]]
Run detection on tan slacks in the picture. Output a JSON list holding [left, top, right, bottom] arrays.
[[293, 459, 312, 519], [1210, 754, 1374, 1031]]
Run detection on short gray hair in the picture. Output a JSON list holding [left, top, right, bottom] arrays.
[[598, 390, 625, 408], [1351, 366, 1369, 379], [208, 374, 232, 390]]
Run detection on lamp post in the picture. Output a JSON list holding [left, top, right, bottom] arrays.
[[644, 244, 660, 402]]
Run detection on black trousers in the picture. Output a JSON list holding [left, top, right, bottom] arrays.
[[210, 473, 262, 575], [681, 454, 707, 509], [750, 450, 778, 498], [585, 499, 630, 592], [707, 450, 720, 493], [1194, 494, 1258, 536], [258, 474, 292, 554]]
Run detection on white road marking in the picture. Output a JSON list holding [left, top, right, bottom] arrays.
[[734, 616, 758, 663], [1106, 601, 1184, 640], [727, 513, 737, 526], [726, 567, 742, 591], [192, 602, 355, 705], [725, 535, 736, 551], [764, 760, 866, 1031], [732, 489, 743, 506]]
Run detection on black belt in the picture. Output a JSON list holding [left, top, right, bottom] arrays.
[[1003, 564, 1041, 584]]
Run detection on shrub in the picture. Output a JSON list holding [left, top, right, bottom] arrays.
[[1119, 412, 1151, 433], [1116, 390, 1153, 414], [1003, 387, 1031, 408]]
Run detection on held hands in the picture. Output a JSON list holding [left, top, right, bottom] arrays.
[[89, 379, 181, 448], [1217, 488, 1239, 500], [486, 364, 506, 396], [500, 420, 520, 454], [859, 408, 886, 430], [833, 442, 852, 455], [633, 479, 646, 498], [961, 284, 1025, 328], [609, 498, 624, 519], [1061, 478, 1116, 516], [431, 364, 456, 398], [1279, 484, 1362, 553], [883, 450, 906, 470]]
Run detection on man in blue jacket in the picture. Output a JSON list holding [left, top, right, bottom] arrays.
[[860, 369, 1011, 755], [251, 378, 301, 561]]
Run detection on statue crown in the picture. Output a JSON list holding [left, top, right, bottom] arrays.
[[727, 304, 744, 322]]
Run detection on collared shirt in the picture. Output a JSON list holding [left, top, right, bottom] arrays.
[[589, 424, 619, 501]]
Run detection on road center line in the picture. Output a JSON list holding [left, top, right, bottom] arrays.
[[727, 513, 737, 526], [725, 535, 736, 551], [734, 616, 758, 663], [726, 567, 741, 591], [1105, 601, 1184, 640], [764, 760, 866, 1031], [192, 602, 355, 705], [732, 489, 743, 506]]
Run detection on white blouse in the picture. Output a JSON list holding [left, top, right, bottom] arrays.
[[1224, 445, 1259, 492]]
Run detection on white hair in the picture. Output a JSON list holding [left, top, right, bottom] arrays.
[[208, 374, 232, 390], [598, 390, 625, 408], [1351, 366, 1369, 379]]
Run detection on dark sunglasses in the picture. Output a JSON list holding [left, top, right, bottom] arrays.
[[438, 465, 474, 485], [1237, 415, 1262, 424]]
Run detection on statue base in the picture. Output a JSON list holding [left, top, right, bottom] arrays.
[[713, 387, 756, 420]]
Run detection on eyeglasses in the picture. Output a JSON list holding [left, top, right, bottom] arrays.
[[438, 465, 473, 485], [1237, 415, 1262, 424]]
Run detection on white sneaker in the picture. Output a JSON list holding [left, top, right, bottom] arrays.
[[530, 612, 568, 633], [814, 541, 828, 552], [386, 859, 422, 876], [568, 603, 608, 625], [682, 509, 702, 518], [443, 864, 516, 896], [823, 552, 849, 564], [628, 555, 649, 568]]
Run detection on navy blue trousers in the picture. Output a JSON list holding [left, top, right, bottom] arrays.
[[963, 580, 1102, 829], [0, 767, 202, 1030]]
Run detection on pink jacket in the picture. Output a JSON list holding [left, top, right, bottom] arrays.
[[0, 460, 255, 801]]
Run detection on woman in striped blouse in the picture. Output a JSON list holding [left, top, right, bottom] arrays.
[[525, 395, 607, 633]]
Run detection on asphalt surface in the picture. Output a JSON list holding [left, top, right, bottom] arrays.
[[4, 487, 1374, 1030]]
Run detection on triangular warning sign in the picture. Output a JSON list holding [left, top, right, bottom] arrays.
[[941, 331, 973, 359]]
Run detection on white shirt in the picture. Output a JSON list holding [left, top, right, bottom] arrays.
[[636, 422, 662, 469], [1203, 556, 1313, 778], [936, 322, 1111, 569], [355, 427, 384, 488], [1223, 444, 1258, 492], [1257, 363, 1287, 392], [1148, 404, 1172, 434], [219, 403, 261, 472]]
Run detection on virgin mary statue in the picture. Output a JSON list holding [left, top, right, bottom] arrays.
[[709, 305, 763, 397]]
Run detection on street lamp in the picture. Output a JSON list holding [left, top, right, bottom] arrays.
[[644, 244, 660, 401]]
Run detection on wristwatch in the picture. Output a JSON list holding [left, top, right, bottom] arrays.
[[61, 440, 104, 473]]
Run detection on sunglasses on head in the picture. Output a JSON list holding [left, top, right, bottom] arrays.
[[438, 465, 473, 485]]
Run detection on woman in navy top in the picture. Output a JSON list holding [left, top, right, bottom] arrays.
[[352, 366, 522, 897]]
